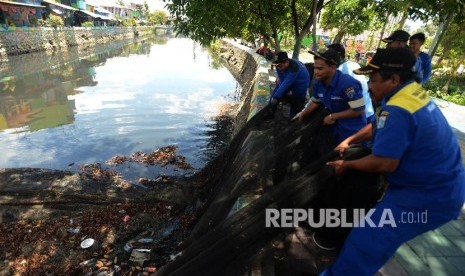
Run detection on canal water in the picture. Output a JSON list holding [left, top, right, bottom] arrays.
[[0, 34, 241, 180]]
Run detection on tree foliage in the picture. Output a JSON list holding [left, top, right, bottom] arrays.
[[164, 0, 465, 60], [320, 0, 375, 43], [46, 14, 64, 28], [166, 0, 249, 45], [148, 10, 168, 25], [408, 0, 465, 22], [437, 17, 465, 76], [166, 0, 328, 58]]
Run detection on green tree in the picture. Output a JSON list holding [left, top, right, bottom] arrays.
[[166, 0, 245, 45], [241, 0, 289, 52], [143, 1, 150, 18], [320, 0, 375, 44], [46, 14, 64, 28], [81, 21, 94, 27], [407, 0, 465, 56], [369, 0, 411, 49], [148, 10, 168, 25], [436, 18, 465, 84], [167, 0, 331, 58], [287, 0, 329, 58]]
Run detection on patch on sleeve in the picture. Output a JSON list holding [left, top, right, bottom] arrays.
[[344, 87, 356, 99], [377, 114, 388, 129], [380, 111, 390, 116]]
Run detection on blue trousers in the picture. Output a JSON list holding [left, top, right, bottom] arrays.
[[320, 184, 464, 276]]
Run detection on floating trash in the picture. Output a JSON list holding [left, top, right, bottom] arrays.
[[137, 238, 153, 243], [68, 227, 81, 234], [124, 242, 133, 253], [81, 238, 96, 249], [79, 258, 97, 267], [129, 249, 150, 266]]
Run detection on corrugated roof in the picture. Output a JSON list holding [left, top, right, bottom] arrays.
[[76, 9, 100, 18], [0, 0, 44, 8], [77, 9, 115, 20], [42, 0, 77, 11]]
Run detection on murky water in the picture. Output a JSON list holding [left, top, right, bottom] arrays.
[[0, 35, 241, 180]]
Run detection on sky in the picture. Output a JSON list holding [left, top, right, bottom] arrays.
[[405, 18, 425, 32]]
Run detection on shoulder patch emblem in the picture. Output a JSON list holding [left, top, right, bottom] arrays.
[[377, 115, 388, 129], [344, 87, 356, 99]]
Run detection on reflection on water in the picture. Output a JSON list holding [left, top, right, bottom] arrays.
[[0, 37, 159, 132], [0, 34, 241, 179]]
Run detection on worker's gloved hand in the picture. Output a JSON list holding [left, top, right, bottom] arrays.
[[270, 97, 279, 107], [263, 97, 279, 120]]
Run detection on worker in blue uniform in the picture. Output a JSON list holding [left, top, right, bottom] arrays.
[[295, 48, 366, 144], [268, 51, 310, 118], [383, 29, 425, 84], [323, 47, 465, 276], [409, 33, 432, 84], [327, 43, 375, 123]]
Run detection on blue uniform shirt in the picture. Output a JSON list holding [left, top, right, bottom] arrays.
[[338, 61, 375, 121], [419, 52, 432, 84], [414, 57, 423, 84], [312, 70, 367, 142], [272, 59, 310, 99], [373, 81, 465, 193]]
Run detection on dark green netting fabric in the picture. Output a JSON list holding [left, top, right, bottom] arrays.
[[156, 106, 385, 276]]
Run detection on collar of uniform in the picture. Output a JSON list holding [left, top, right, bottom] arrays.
[[381, 80, 415, 107], [327, 69, 342, 89], [278, 59, 297, 72]]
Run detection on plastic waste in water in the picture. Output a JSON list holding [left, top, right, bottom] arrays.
[[137, 238, 153, 243]]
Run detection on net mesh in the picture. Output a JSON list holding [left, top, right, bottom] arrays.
[[157, 106, 385, 275]]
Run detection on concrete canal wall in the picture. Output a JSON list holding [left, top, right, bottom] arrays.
[[0, 26, 155, 59], [219, 39, 271, 131]]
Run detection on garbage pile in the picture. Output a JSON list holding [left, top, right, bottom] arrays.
[[0, 199, 200, 275]]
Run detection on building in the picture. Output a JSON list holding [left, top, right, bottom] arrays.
[[0, 0, 46, 27], [1, 0, 142, 27]]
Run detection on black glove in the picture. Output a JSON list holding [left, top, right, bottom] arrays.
[[263, 98, 279, 120], [270, 97, 279, 106]]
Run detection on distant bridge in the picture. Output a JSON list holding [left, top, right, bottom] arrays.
[[154, 25, 174, 33]]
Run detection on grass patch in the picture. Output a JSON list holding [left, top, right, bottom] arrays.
[[424, 75, 465, 106]]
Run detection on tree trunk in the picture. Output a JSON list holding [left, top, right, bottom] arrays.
[[290, 0, 300, 59], [292, 37, 303, 59], [366, 30, 376, 51], [332, 30, 345, 44], [442, 57, 464, 92], [436, 43, 451, 64], [397, 3, 410, 30], [292, 0, 325, 59], [376, 14, 389, 49], [311, 0, 318, 52], [272, 30, 280, 53], [429, 12, 454, 58]]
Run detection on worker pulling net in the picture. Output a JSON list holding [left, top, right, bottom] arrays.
[[155, 106, 385, 276]]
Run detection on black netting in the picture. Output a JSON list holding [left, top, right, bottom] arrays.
[[156, 107, 384, 276]]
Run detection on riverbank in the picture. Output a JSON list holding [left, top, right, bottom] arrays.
[[0, 37, 261, 275], [0, 26, 157, 59]]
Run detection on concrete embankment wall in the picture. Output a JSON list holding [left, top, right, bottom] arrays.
[[0, 26, 155, 60], [219, 39, 272, 131]]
